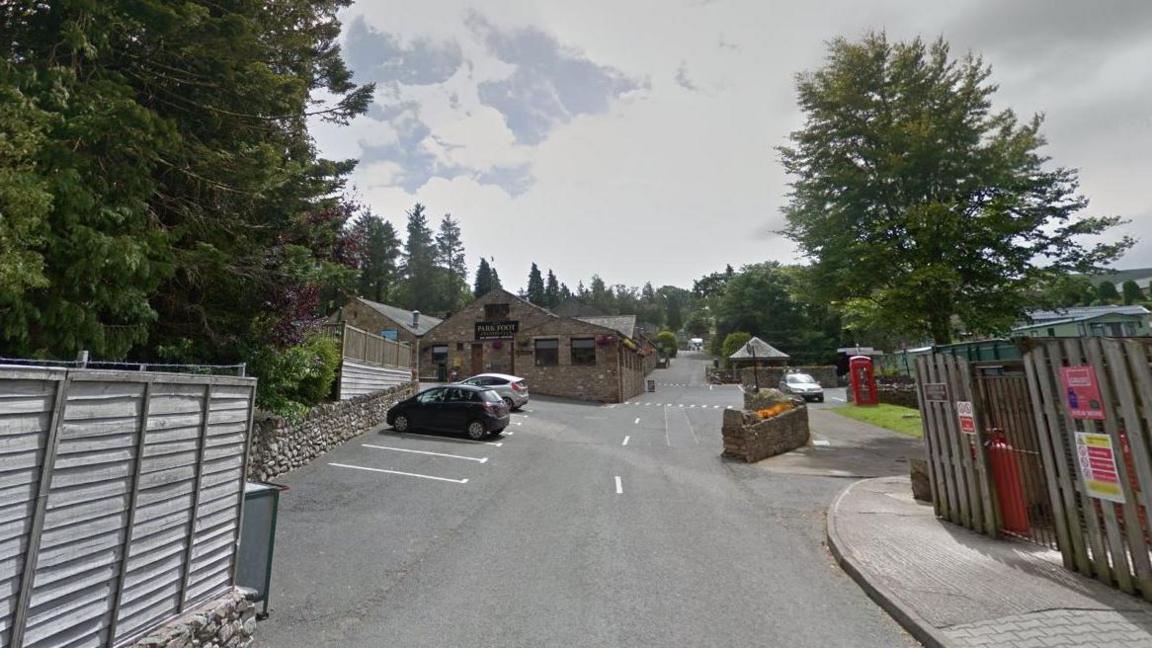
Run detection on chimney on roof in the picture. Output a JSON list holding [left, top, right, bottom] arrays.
[[411, 310, 420, 329]]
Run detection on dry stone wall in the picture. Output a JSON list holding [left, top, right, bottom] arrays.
[[248, 382, 416, 481], [127, 588, 256, 648], [740, 365, 839, 389], [721, 406, 810, 462]]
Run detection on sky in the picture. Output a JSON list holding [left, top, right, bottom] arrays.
[[309, 0, 1152, 292]]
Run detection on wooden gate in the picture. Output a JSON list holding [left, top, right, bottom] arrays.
[[914, 354, 997, 535], [1023, 337, 1152, 600], [973, 364, 1058, 549]]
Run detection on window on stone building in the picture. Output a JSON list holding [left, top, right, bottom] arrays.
[[571, 338, 596, 366], [485, 303, 510, 320], [535, 338, 559, 366]]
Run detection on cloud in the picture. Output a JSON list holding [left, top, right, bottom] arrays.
[[674, 62, 698, 91], [468, 14, 646, 144], [343, 16, 464, 87]]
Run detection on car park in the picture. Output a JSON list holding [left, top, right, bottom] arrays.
[[779, 372, 825, 402], [387, 385, 510, 439], [457, 373, 530, 410]]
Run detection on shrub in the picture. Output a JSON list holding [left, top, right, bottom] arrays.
[[721, 331, 753, 360], [249, 333, 341, 418], [655, 330, 678, 358]]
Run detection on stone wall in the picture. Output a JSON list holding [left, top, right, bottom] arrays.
[[338, 298, 421, 348], [721, 406, 810, 463], [845, 383, 921, 409], [248, 382, 416, 481], [740, 365, 839, 389], [128, 588, 256, 648]]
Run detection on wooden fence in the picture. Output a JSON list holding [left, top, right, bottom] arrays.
[[319, 324, 414, 400], [0, 365, 256, 647], [914, 354, 997, 536], [1023, 337, 1152, 599]]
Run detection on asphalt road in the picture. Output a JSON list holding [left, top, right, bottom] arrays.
[[258, 352, 917, 647]]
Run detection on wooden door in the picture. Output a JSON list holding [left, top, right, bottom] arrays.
[[471, 343, 484, 375]]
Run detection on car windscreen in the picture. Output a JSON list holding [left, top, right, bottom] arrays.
[[478, 389, 503, 403], [787, 374, 817, 384]]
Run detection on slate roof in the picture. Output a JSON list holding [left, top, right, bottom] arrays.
[[576, 315, 637, 339], [356, 297, 443, 336], [728, 336, 790, 360]]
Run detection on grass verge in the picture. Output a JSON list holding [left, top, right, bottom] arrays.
[[830, 403, 923, 438]]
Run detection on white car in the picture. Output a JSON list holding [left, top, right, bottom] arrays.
[[458, 373, 530, 410], [779, 373, 825, 402]]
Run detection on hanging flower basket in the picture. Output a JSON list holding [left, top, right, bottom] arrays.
[[596, 335, 617, 347]]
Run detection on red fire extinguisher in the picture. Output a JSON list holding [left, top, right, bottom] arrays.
[[986, 429, 1030, 535]]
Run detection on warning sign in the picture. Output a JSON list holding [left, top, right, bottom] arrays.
[[1075, 432, 1125, 503], [1061, 366, 1105, 420], [956, 401, 976, 434]]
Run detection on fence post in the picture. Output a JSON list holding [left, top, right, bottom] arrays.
[[106, 381, 152, 643], [179, 383, 213, 610], [9, 374, 70, 648]]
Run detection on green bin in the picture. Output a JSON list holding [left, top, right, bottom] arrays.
[[237, 481, 287, 618]]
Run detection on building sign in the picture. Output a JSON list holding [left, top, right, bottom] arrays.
[[1076, 432, 1125, 503], [956, 401, 976, 434], [380, 329, 398, 341], [475, 320, 519, 340], [923, 383, 949, 402], [1061, 366, 1105, 420]]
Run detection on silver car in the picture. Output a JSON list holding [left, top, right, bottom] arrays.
[[779, 372, 824, 402], [458, 373, 530, 410]]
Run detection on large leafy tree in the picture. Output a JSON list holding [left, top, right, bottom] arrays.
[[0, 0, 372, 360], [1122, 280, 1144, 306], [780, 34, 1130, 344]]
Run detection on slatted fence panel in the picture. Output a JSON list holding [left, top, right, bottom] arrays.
[[1022, 338, 1152, 601], [0, 366, 256, 648], [914, 354, 996, 536]]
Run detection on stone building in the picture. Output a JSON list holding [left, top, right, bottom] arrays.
[[332, 297, 443, 348], [418, 288, 655, 402]]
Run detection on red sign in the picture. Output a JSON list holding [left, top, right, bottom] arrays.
[[957, 401, 976, 434], [1061, 366, 1105, 420]]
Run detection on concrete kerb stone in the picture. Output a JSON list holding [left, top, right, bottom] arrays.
[[825, 478, 956, 648]]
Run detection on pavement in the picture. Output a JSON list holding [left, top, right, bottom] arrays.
[[828, 476, 1152, 648], [257, 351, 917, 647]]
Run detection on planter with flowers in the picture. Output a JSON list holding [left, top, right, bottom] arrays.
[[722, 393, 809, 463]]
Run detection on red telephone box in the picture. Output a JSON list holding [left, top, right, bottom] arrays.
[[849, 355, 878, 406]]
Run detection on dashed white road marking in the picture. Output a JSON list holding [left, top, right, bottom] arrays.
[[400, 432, 503, 447], [689, 404, 697, 408], [725, 406, 733, 409], [329, 463, 469, 484], [678, 403, 685, 408], [713, 405, 721, 409], [622, 435, 630, 446], [634, 417, 640, 425], [615, 476, 623, 494], [362, 444, 488, 463], [813, 439, 831, 447], [513, 421, 523, 426], [504, 430, 514, 436], [831, 397, 845, 402]]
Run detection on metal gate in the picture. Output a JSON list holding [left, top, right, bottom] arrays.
[[974, 364, 1059, 549]]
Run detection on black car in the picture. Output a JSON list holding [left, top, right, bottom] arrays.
[[386, 385, 510, 440]]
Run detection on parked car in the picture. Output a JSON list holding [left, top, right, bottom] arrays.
[[779, 372, 824, 402], [387, 385, 510, 439], [457, 373, 529, 411]]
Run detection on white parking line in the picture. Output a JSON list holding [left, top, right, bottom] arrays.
[[831, 397, 845, 402], [504, 430, 514, 436], [682, 409, 700, 445], [634, 417, 640, 425], [362, 444, 489, 463], [622, 435, 630, 446], [399, 432, 503, 447], [329, 463, 469, 484], [663, 405, 670, 447], [615, 476, 623, 494], [813, 439, 831, 447], [513, 421, 523, 426]]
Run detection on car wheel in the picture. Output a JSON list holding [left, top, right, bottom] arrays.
[[503, 397, 515, 410], [394, 414, 410, 433], [466, 420, 487, 440]]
